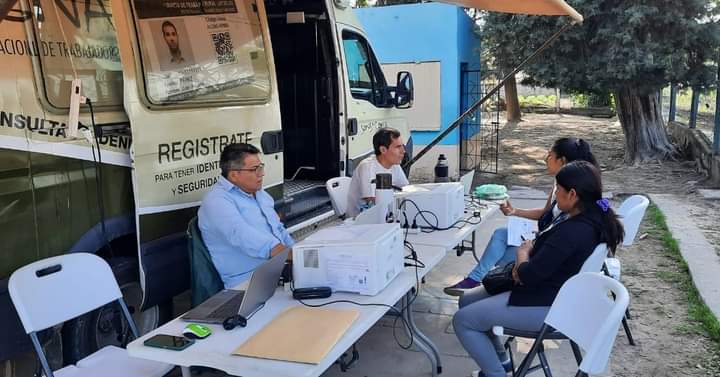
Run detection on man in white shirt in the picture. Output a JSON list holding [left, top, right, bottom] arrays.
[[346, 127, 410, 217]]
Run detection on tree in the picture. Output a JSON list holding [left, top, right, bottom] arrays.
[[479, 12, 523, 122], [483, 0, 720, 163]]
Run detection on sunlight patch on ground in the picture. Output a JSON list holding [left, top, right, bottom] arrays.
[[515, 146, 547, 159], [509, 163, 544, 171]]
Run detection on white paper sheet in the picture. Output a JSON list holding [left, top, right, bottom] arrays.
[[506, 216, 537, 246]]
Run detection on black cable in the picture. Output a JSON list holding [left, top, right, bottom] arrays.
[[394, 241, 424, 348], [403, 241, 425, 269], [85, 99, 114, 257], [399, 198, 481, 233], [289, 245, 426, 350], [401, 244, 423, 340], [420, 218, 483, 233], [398, 198, 441, 231], [465, 196, 487, 210], [294, 296, 416, 350]]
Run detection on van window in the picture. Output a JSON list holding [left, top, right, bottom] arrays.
[[30, 0, 123, 109], [341, 31, 387, 103], [131, 0, 271, 106]]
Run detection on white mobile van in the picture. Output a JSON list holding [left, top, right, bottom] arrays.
[[0, 0, 413, 371]]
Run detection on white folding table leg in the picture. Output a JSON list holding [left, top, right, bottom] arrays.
[[403, 292, 442, 375]]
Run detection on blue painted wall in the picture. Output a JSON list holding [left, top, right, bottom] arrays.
[[355, 3, 481, 146]]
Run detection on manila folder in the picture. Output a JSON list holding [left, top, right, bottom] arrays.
[[233, 306, 359, 364]]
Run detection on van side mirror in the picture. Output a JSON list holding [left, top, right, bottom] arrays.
[[395, 71, 413, 109]]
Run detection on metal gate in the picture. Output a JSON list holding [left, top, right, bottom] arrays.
[[459, 67, 500, 174]]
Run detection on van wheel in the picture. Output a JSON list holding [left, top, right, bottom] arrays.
[[61, 257, 172, 364], [0, 328, 63, 377]]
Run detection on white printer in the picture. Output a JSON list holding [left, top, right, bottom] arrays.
[[396, 182, 464, 229], [292, 223, 404, 296]]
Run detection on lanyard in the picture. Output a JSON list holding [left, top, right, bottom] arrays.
[[535, 212, 569, 240]]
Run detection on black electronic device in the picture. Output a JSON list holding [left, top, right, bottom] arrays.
[[293, 286, 332, 300], [222, 314, 248, 330], [280, 261, 293, 284], [143, 334, 195, 351]]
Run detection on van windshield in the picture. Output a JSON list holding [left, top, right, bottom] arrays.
[[30, 0, 123, 109], [132, 0, 271, 105], [341, 30, 387, 103], [342, 35, 373, 97]]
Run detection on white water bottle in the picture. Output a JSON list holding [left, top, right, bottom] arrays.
[[375, 173, 395, 223]]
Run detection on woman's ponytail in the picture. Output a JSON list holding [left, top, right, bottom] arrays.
[[597, 206, 625, 254], [576, 138, 599, 168], [556, 161, 625, 252], [552, 137, 598, 167]]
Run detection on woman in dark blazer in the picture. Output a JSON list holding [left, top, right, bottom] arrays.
[[453, 161, 625, 377]]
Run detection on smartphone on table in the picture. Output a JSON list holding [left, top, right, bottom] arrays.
[[143, 334, 194, 351]]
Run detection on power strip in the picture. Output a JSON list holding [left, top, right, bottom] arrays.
[[404, 226, 420, 235]]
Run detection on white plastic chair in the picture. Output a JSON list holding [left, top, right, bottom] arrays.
[[492, 244, 610, 376], [617, 195, 650, 247], [608, 195, 649, 345], [579, 243, 608, 273], [514, 272, 629, 377], [9, 253, 172, 377], [326, 176, 352, 217]]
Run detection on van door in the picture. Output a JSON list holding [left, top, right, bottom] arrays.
[[335, 25, 409, 173], [111, 0, 283, 308]]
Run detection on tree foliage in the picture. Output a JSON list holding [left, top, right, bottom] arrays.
[[482, 0, 720, 163], [484, 0, 720, 96]]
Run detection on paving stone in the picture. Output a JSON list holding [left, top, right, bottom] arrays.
[[699, 189, 720, 200]]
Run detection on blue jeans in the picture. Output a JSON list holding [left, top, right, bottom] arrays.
[[454, 287, 549, 377], [468, 228, 518, 282]]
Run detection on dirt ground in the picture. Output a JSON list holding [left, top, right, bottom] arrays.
[[476, 113, 720, 376], [480, 113, 720, 256]]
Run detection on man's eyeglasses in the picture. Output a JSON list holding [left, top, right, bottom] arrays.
[[232, 163, 265, 175]]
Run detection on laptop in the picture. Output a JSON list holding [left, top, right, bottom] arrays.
[[460, 170, 476, 196], [182, 248, 289, 323]]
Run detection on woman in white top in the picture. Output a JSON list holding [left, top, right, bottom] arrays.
[[444, 137, 598, 296]]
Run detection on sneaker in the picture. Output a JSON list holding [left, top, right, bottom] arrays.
[[470, 359, 512, 377], [443, 277, 481, 296]]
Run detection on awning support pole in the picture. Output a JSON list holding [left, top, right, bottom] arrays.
[[403, 21, 576, 170]]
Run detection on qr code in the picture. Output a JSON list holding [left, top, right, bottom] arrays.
[[211, 31, 237, 65]]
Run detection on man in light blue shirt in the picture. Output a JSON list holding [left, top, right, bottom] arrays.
[[198, 143, 293, 289]]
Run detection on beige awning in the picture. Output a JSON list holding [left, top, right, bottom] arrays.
[[439, 0, 583, 23]]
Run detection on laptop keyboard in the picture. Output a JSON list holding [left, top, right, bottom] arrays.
[[208, 291, 246, 319]]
